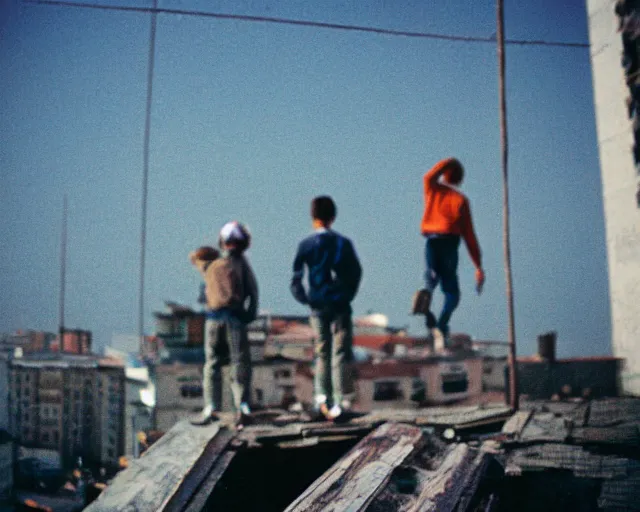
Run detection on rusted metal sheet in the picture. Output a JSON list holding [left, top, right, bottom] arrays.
[[453, 451, 495, 512], [284, 422, 424, 512], [84, 421, 226, 512], [588, 398, 640, 427], [518, 412, 569, 443], [506, 443, 640, 479], [571, 425, 640, 446]]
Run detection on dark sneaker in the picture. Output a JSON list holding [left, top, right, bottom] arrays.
[[411, 289, 432, 315], [235, 412, 252, 431]]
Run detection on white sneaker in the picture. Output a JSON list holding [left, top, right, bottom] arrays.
[[328, 405, 342, 420], [433, 328, 446, 352]]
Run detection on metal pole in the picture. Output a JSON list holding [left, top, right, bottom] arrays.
[[497, 0, 519, 410], [59, 194, 67, 352], [139, 0, 157, 356]]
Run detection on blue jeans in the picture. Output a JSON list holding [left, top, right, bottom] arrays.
[[424, 235, 461, 337], [310, 310, 355, 407]]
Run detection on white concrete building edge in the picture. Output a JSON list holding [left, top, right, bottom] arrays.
[[588, 0, 640, 394]]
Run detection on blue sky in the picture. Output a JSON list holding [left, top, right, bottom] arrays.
[[0, 0, 610, 357]]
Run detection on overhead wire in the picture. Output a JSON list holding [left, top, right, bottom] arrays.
[[22, 0, 589, 49]]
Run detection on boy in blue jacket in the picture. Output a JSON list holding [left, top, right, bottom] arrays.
[[291, 196, 362, 421]]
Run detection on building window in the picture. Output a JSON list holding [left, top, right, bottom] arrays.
[[180, 384, 203, 398], [273, 369, 292, 379], [441, 373, 468, 394], [410, 378, 426, 402], [42, 432, 50, 443], [53, 431, 59, 444], [255, 388, 264, 403], [373, 381, 404, 401]]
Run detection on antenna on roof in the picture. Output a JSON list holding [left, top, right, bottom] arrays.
[[59, 194, 67, 351], [138, 0, 158, 357]]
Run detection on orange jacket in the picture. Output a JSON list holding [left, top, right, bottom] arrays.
[[420, 158, 482, 269]]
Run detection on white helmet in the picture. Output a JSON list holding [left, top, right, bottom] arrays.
[[218, 221, 251, 250]]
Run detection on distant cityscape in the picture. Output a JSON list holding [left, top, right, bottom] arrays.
[[0, 303, 517, 511], [2, 299, 627, 511]]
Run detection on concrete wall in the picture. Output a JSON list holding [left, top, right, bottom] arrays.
[[588, 0, 640, 395], [507, 358, 621, 400]]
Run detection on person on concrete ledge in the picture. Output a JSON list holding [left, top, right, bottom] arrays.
[[419, 158, 485, 351], [291, 196, 362, 422], [189, 222, 258, 430]]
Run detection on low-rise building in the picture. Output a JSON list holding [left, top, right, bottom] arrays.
[[0, 331, 56, 355], [295, 355, 484, 409], [153, 356, 297, 432], [9, 353, 125, 472], [472, 340, 508, 391], [151, 307, 308, 431]]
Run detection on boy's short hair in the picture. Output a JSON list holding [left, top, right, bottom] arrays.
[[311, 196, 336, 223], [195, 246, 220, 261], [443, 159, 464, 185]]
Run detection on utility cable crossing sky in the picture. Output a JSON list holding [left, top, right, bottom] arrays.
[[23, 0, 590, 48], [14, 0, 601, 365]]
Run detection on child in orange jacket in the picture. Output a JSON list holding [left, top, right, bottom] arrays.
[[420, 158, 485, 348]]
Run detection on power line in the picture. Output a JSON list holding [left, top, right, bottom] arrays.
[[22, 0, 589, 49]]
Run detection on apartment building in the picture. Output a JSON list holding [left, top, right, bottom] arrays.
[[9, 353, 125, 471], [0, 430, 12, 503], [588, 0, 640, 394], [0, 353, 9, 431]]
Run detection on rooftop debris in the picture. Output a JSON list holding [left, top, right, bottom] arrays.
[[85, 398, 640, 512]]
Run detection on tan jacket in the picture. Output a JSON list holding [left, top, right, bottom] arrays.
[[194, 254, 259, 318]]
